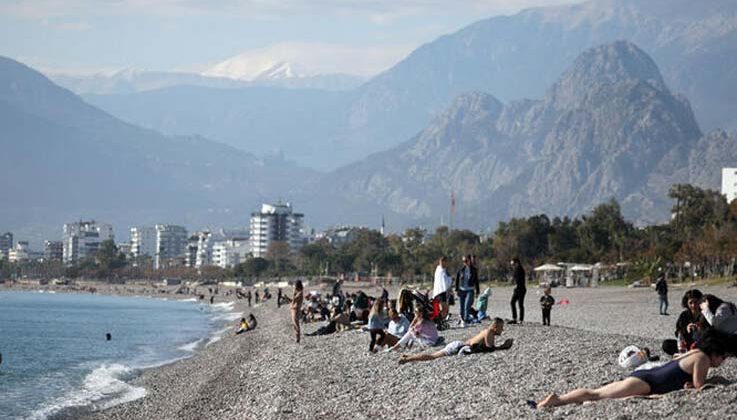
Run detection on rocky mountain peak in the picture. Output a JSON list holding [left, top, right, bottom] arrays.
[[548, 41, 667, 110]]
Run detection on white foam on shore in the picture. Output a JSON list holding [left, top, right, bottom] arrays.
[[206, 327, 232, 346], [30, 364, 147, 420], [178, 338, 205, 352]]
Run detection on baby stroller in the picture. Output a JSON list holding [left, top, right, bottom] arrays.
[[407, 289, 450, 331]]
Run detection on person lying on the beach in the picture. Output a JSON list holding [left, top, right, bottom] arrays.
[[398, 317, 512, 364], [531, 329, 734, 409]]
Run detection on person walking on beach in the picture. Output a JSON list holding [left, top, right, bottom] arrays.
[[655, 268, 668, 315], [509, 257, 526, 324], [246, 290, 252, 307], [255, 290, 260, 304], [540, 286, 554, 326], [433, 256, 452, 319], [277, 288, 282, 308], [289, 281, 304, 343], [455, 255, 479, 327]]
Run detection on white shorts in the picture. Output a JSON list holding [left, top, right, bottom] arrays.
[[442, 340, 465, 356]]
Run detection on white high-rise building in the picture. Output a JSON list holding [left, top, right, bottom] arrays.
[[130, 226, 157, 259], [722, 168, 737, 204], [249, 203, 304, 258], [63, 221, 114, 264], [212, 239, 250, 269], [154, 224, 188, 269]]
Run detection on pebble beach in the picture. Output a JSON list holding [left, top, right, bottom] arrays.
[[48, 283, 737, 420]]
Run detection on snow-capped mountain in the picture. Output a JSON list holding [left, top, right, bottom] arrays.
[[204, 56, 306, 81]]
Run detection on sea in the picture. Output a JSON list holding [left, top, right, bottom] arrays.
[[0, 291, 239, 420]]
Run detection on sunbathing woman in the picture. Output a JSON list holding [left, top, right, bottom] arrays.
[[534, 329, 733, 409]]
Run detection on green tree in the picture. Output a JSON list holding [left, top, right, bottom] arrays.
[[234, 257, 270, 278], [577, 199, 631, 262]]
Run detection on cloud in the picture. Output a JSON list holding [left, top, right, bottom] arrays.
[[1, 0, 586, 20], [204, 42, 415, 78]]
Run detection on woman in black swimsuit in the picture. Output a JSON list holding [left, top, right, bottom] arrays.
[[533, 329, 732, 409]]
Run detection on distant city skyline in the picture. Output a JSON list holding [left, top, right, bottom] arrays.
[[0, 0, 584, 77]]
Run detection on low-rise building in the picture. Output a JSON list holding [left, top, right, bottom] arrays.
[[722, 167, 737, 204], [212, 238, 250, 269], [8, 241, 30, 262]]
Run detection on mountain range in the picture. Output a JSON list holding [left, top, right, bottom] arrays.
[[0, 57, 316, 246], [3, 0, 737, 246], [320, 41, 737, 230], [50, 68, 364, 96], [81, 0, 737, 171]]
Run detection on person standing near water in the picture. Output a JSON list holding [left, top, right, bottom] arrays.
[[289, 281, 304, 343], [277, 288, 282, 308], [509, 257, 526, 324]]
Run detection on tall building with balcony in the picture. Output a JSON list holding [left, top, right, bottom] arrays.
[[130, 226, 157, 259], [43, 240, 63, 262], [722, 168, 737, 204], [0, 232, 12, 260], [249, 203, 304, 258], [154, 224, 187, 269], [62, 221, 113, 264], [212, 238, 250, 269]]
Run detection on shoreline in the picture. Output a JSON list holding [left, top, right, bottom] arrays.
[[5, 282, 737, 419], [0, 284, 248, 420]]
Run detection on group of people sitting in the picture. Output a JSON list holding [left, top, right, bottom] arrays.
[[234, 314, 257, 335]]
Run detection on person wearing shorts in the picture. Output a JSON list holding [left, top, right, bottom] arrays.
[[398, 318, 513, 364]]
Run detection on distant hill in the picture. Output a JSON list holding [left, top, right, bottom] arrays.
[[0, 57, 317, 246], [83, 0, 737, 171], [318, 42, 737, 230], [51, 69, 364, 95]]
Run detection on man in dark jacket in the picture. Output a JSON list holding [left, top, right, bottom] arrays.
[[455, 254, 480, 327], [655, 268, 668, 315], [509, 257, 526, 324]]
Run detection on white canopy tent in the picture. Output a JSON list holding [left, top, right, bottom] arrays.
[[534, 263, 565, 286]]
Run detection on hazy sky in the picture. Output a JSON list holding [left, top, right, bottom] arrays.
[[0, 0, 585, 76]]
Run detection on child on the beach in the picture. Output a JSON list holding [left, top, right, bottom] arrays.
[[540, 287, 554, 326], [367, 299, 386, 353]]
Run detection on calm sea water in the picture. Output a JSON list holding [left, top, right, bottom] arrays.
[[0, 291, 238, 420]]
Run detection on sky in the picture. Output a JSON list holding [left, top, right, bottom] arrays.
[[0, 0, 585, 77]]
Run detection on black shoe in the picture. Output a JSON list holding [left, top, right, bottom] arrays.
[[508, 320, 518, 324]]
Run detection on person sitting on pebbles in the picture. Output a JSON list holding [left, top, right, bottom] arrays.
[[398, 317, 513, 364], [387, 306, 439, 352], [531, 328, 735, 409]]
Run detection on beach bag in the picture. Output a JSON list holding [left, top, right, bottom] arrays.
[[618, 346, 647, 369]]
